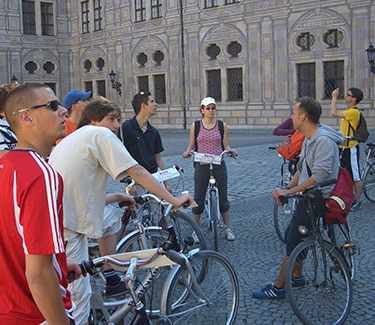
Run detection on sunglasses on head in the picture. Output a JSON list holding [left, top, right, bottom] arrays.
[[14, 100, 62, 116]]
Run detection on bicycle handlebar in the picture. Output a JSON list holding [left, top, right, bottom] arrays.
[[280, 178, 336, 202], [79, 248, 184, 277]]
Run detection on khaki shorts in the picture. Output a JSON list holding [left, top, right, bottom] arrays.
[[102, 203, 123, 237]]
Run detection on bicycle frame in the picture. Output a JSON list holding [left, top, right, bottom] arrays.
[[205, 165, 222, 227], [88, 248, 209, 324]]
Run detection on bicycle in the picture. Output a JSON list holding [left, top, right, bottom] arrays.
[[269, 146, 299, 243], [114, 186, 207, 316], [283, 180, 355, 324], [189, 150, 237, 251], [83, 246, 240, 324], [361, 142, 375, 202]]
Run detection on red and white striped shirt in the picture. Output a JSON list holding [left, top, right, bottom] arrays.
[[0, 150, 72, 324]]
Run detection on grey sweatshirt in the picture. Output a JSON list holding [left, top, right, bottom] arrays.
[[297, 124, 343, 186]]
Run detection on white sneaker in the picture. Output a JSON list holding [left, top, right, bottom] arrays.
[[225, 227, 236, 241], [192, 231, 200, 243]]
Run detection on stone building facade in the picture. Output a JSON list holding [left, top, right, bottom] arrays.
[[0, 0, 374, 128]]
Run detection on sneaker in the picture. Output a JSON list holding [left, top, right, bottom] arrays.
[[351, 200, 362, 212], [225, 227, 236, 241], [192, 231, 200, 243], [252, 284, 285, 300]]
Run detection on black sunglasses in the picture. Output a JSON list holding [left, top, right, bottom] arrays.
[[205, 106, 216, 111], [15, 100, 62, 115], [30, 100, 62, 111]]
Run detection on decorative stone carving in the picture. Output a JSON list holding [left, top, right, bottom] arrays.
[[25, 61, 37, 74], [206, 44, 221, 60], [137, 52, 148, 67], [84, 59, 92, 72], [153, 50, 165, 65], [96, 57, 105, 71], [227, 41, 242, 57], [296, 32, 315, 51], [323, 29, 344, 48], [43, 61, 55, 74]]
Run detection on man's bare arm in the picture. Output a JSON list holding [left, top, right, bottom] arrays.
[[26, 254, 70, 325]]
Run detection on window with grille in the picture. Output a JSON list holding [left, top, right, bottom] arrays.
[[323, 61, 344, 99], [227, 68, 243, 101], [41, 2, 54, 35], [84, 81, 93, 93], [22, 0, 36, 35], [81, 1, 90, 33], [225, 0, 239, 4], [138, 76, 149, 93], [96, 80, 106, 97], [204, 0, 218, 9], [135, 0, 146, 22], [45, 82, 56, 94], [153, 74, 166, 104], [151, 0, 162, 19], [297, 63, 316, 98], [94, 0, 102, 31], [206, 69, 221, 102]]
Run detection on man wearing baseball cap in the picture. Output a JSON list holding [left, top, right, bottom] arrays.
[[62, 89, 91, 137]]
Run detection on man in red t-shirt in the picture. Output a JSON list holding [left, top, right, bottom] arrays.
[[0, 83, 80, 324]]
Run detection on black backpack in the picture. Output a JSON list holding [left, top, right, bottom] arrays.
[[194, 120, 224, 151], [348, 111, 369, 143]]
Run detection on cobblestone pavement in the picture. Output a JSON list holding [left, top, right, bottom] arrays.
[[162, 143, 375, 324], [109, 135, 375, 324]]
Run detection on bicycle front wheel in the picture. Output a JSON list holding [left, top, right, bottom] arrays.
[[363, 163, 375, 202], [160, 250, 239, 325], [286, 239, 353, 325]]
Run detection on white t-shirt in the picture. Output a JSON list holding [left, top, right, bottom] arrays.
[[49, 125, 138, 238]]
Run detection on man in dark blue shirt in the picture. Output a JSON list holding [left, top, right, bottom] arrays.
[[120, 92, 165, 173]]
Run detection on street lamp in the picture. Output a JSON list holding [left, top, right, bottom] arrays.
[[10, 74, 19, 84], [109, 69, 122, 96], [366, 43, 375, 74]]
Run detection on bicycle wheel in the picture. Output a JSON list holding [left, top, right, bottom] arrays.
[[169, 210, 208, 252], [363, 163, 375, 202], [209, 191, 219, 251], [286, 239, 353, 325], [273, 199, 295, 243], [160, 250, 239, 325], [116, 224, 206, 317], [327, 222, 356, 280], [89, 275, 138, 324]]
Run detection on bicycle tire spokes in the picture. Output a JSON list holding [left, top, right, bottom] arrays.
[[162, 251, 239, 325], [287, 240, 352, 324]]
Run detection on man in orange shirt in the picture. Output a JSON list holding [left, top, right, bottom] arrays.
[[62, 89, 91, 136]]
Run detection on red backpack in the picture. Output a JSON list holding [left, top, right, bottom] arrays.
[[324, 167, 354, 224], [276, 130, 305, 160]]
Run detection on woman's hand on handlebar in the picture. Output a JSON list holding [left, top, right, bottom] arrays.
[[226, 149, 238, 158], [182, 150, 192, 159]]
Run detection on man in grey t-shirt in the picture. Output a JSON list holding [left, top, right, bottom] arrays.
[[253, 97, 342, 300]]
